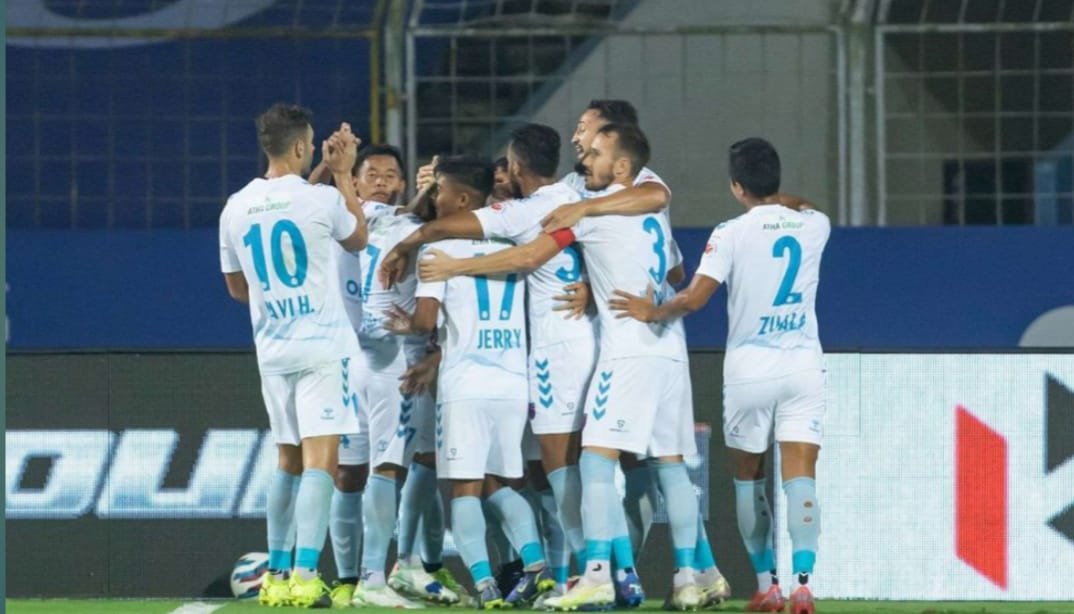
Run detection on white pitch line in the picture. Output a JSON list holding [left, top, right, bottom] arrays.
[[167, 602, 226, 614]]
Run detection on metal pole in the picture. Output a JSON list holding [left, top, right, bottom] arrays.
[[834, 25, 849, 225], [847, 3, 872, 226], [874, 26, 886, 226], [369, 0, 387, 144], [384, 0, 406, 149], [405, 30, 418, 192]]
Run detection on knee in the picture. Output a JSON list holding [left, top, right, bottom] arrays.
[[731, 451, 766, 481], [277, 445, 303, 475], [452, 480, 483, 499], [373, 463, 406, 481], [528, 461, 550, 491], [335, 463, 369, 492]]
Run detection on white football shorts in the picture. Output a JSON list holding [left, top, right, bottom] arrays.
[[528, 336, 596, 436], [436, 398, 529, 481], [581, 356, 697, 458], [261, 356, 361, 446], [722, 369, 826, 454]]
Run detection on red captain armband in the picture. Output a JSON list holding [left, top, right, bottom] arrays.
[[549, 228, 576, 249]]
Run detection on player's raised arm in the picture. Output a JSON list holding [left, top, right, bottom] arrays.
[[325, 128, 368, 252], [417, 230, 572, 282]]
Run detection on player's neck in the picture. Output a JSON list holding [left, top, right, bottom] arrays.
[[516, 174, 556, 198], [740, 194, 775, 210], [264, 159, 302, 180]]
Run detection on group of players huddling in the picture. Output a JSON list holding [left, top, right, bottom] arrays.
[[219, 99, 830, 614]]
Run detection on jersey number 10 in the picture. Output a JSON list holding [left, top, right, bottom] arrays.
[[243, 220, 309, 291]]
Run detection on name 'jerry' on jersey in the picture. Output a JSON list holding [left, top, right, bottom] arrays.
[[474, 182, 595, 350], [696, 205, 831, 384], [415, 238, 529, 403]]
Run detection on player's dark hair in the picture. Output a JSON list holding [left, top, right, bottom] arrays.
[[597, 123, 650, 175], [493, 156, 508, 171], [255, 103, 313, 158], [729, 137, 781, 198], [509, 123, 560, 178], [354, 144, 406, 178], [435, 155, 494, 202], [587, 99, 639, 126]]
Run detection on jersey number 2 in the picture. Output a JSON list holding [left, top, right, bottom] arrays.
[[243, 221, 308, 291], [771, 235, 803, 306]]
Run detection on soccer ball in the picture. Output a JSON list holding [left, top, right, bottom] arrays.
[[230, 552, 269, 600]]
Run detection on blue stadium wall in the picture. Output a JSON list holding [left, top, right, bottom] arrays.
[[7, 227, 1074, 350]]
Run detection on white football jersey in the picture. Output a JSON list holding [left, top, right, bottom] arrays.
[[337, 201, 396, 334], [474, 183, 595, 349], [571, 208, 687, 362], [695, 205, 831, 384], [415, 238, 528, 402], [560, 167, 683, 266], [219, 175, 361, 375], [338, 202, 422, 346]]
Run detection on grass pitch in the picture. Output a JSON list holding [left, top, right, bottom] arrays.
[[7, 600, 1074, 613]]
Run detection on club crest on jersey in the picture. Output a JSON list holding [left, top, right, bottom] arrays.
[[704, 242, 716, 255]]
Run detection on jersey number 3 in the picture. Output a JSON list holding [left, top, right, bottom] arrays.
[[643, 217, 667, 284], [243, 220, 308, 291], [771, 235, 803, 306]]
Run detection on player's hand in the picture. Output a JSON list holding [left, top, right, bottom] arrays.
[[324, 125, 360, 175], [417, 248, 458, 282], [552, 282, 591, 320], [415, 156, 439, 193], [541, 202, 588, 233], [775, 192, 814, 211], [609, 287, 658, 323], [378, 247, 409, 289], [384, 303, 415, 335], [398, 348, 441, 396]]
